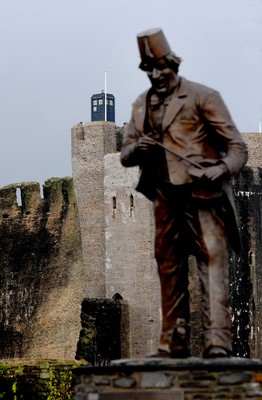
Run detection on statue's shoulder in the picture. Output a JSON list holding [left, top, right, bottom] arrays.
[[180, 77, 219, 97], [133, 89, 150, 107]]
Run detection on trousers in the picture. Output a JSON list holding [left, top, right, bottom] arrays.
[[153, 183, 232, 355]]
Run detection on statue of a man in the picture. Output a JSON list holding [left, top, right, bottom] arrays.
[[120, 28, 248, 358]]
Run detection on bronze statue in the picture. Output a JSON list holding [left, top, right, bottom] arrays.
[[120, 28, 248, 358]]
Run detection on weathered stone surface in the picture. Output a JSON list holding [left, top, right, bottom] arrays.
[[76, 298, 121, 365], [113, 376, 136, 388], [71, 121, 117, 299], [245, 381, 262, 396], [83, 375, 91, 384], [242, 133, 262, 167], [111, 356, 262, 369], [75, 394, 88, 400], [218, 373, 252, 385], [74, 384, 97, 393], [104, 153, 161, 357], [213, 387, 230, 393], [0, 177, 84, 360], [0, 360, 82, 399], [74, 358, 262, 400], [181, 380, 212, 388], [140, 372, 174, 388], [93, 376, 110, 385]]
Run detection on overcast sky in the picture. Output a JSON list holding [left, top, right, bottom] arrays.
[[0, 0, 261, 187]]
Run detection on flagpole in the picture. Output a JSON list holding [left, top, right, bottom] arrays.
[[259, 105, 262, 133], [104, 71, 107, 122]]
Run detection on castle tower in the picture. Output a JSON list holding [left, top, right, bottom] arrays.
[[91, 92, 115, 122], [71, 121, 116, 298], [72, 120, 162, 356], [103, 153, 161, 356]]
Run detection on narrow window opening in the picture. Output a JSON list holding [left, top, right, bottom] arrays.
[[112, 195, 116, 217], [129, 194, 134, 216], [16, 188, 22, 206], [248, 250, 255, 280], [113, 293, 123, 302], [248, 250, 253, 266], [40, 184, 44, 199]]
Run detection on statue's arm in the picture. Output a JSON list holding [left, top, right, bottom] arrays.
[[120, 115, 142, 167], [200, 90, 248, 177]]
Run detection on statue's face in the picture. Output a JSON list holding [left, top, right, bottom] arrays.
[[146, 58, 177, 95]]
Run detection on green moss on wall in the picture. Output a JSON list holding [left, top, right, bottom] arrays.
[[76, 299, 121, 365], [0, 360, 85, 400]]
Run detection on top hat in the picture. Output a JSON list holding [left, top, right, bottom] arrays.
[[137, 28, 171, 60]]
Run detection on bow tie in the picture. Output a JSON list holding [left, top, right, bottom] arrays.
[[150, 92, 174, 111], [150, 94, 164, 110]]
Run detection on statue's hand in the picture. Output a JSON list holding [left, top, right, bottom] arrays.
[[137, 135, 156, 151], [204, 163, 227, 181]]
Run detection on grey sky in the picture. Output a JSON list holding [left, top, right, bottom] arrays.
[[0, 0, 261, 187]]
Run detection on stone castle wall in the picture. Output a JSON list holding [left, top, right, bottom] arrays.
[[0, 177, 83, 360]]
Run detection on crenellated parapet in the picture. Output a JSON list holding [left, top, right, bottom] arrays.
[[20, 182, 42, 214], [0, 185, 20, 216], [0, 177, 75, 219]]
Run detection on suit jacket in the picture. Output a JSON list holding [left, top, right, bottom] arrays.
[[120, 77, 248, 252]]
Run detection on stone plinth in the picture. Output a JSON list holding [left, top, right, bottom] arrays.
[[74, 357, 262, 399]]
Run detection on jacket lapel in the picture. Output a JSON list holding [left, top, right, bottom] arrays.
[[132, 78, 188, 134], [162, 77, 187, 132]]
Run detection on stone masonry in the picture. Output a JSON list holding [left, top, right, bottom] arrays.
[[104, 154, 161, 357], [71, 122, 117, 298], [0, 177, 83, 360], [74, 358, 262, 400]]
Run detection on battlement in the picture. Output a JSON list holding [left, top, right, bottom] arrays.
[[0, 177, 74, 218], [71, 121, 126, 156]]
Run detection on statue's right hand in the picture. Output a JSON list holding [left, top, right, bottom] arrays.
[[136, 135, 156, 151]]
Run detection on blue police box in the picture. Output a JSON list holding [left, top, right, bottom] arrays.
[[91, 91, 115, 122]]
